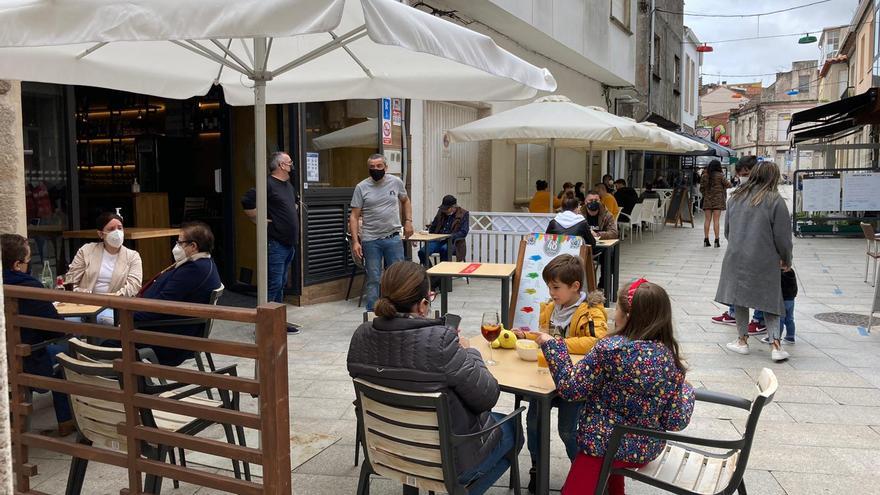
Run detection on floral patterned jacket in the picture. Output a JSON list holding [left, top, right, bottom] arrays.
[[542, 335, 695, 463]]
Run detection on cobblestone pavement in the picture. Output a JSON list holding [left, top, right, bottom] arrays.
[[23, 194, 880, 494]]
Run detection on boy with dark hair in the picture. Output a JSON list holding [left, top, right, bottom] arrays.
[[513, 254, 608, 492]]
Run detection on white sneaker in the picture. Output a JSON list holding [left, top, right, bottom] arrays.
[[760, 336, 796, 345], [726, 339, 750, 355], [771, 348, 790, 362]]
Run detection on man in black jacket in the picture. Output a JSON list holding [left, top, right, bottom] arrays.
[[418, 195, 470, 265], [613, 179, 640, 215]]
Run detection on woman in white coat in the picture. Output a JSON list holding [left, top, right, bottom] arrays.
[[64, 212, 143, 297]]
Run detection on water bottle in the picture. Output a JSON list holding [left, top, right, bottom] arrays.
[[40, 262, 54, 288]]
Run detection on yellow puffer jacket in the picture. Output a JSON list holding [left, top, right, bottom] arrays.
[[530, 290, 608, 354]]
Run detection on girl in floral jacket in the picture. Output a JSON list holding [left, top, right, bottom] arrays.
[[535, 279, 695, 495]]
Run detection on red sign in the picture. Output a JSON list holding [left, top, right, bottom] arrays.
[[459, 263, 482, 274], [382, 121, 392, 145], [717, 135, 731, 147]]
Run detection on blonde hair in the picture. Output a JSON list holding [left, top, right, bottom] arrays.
[[730, 161, 781, 207]]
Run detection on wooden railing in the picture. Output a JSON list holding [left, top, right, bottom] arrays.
[[4, 286, 291, 495]]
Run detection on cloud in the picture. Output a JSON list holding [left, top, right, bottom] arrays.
[[684, 0, 856, 85]]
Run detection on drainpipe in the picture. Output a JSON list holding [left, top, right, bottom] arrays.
[[646, 0, 656, 122]]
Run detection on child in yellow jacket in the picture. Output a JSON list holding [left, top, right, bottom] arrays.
[[513, 254, 608, 492]]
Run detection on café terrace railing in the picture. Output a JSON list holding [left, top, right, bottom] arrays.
[[4, 285, 291, 495]]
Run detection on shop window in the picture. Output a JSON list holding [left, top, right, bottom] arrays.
[[798, 74, 810, 93], [610, 0, 631, 31], [303, 99, 381, 189], [653, 35, 662, 79]]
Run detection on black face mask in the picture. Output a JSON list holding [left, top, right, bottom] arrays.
[[369, 168, 386, 181], [586, 201, 600, 212]]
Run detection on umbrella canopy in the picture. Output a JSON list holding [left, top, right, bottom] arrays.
[[313, 119, 377, 150], [0, 0, 556, 304]]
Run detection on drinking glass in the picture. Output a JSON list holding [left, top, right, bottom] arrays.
[[480, 311, 501, 366]]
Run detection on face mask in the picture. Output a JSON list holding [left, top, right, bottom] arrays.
[[172, 244, 187, 263], [587, 201, 600, 212], [369, 168, 386, 181], [104, 229, 124, 249]]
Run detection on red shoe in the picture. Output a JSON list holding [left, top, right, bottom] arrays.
[[747, 320, 767, 336], [711, 312, 737, 326]]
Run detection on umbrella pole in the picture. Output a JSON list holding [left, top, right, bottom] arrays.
[[550, 138, 556, 212], [254, 38, 269, 306], [587, 142, 593, 191]]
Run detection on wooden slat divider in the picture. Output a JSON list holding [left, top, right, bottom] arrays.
[[20, 433, 128, 468], [137, 459, 264, 495], [12, 315, 120, 341], [3, 285, 258, 323], [132, 394, 262, 430], [119, 361, 261, 395], [5, 287, 290, 494], [18, 373, 124, 403], [123, 425, 264, 464], [130, 330, 259, 359]]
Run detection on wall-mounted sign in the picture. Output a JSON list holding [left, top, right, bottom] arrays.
[[695, 127, 712, 140], [306, 152, 320, 182], [392, 98, 402, 126], [717, 135, 731, 147], [382, 97, 392, 145]]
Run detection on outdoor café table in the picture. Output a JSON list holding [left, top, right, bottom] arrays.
[[595, 238, 621, 303], [472, 339, 585, 495], [406, 232, 452, 266], [427, 262, 516, 327], [54, 302, 106, 323]]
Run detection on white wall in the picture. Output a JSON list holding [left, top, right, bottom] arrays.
[[681, 29, 701, 131]]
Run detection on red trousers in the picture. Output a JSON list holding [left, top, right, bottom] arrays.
[[561, 452, 645, 495]]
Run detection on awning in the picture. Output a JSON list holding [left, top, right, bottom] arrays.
[[790, 88, 880, 143], [312, 119, 377, 150], [650, 132, 734, 157]]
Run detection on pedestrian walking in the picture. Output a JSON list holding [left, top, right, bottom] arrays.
[[241, 151, 302, 334], [758, 267, 798, 345], [349, 153, 413, 311], [716, 161, 793, 362], [700, 159, 732, 248]]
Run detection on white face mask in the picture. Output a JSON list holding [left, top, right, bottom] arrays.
[[172, 244, 187, 263], [104, 229, 124, 249]]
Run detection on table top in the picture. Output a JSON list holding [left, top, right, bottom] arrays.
[[63, 227, 180, 240], [408, 232, 451, 242], [428, 262, 516, 278], [596, 239, 620, 248], [54, 302, 105, 317], [472, 339, 584, 397]]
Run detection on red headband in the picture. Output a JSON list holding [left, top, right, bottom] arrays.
[[627, 278, 649, 306]]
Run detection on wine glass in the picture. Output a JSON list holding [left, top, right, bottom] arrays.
[[481, 311, 501, 366]]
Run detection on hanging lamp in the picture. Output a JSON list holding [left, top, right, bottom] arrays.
[[786, 89, 800, 96], [696, 43, 714, 53], [798, 33, 817, 44]]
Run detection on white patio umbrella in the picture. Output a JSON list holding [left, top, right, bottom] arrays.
[[0, 0, 556, 304], [312, 119, 377, 150], [445, 95, 703, 211]]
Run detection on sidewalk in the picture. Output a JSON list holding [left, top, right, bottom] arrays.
[[22, 205, 880, 494]]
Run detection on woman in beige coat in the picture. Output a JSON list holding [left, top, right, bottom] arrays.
[[64, 212, 142, 297]]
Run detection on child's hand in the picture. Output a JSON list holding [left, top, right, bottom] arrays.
[[533, 332, 553, 345], [512, 328, 527, 339]]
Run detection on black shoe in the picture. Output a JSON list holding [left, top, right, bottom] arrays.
[[286, 323, 301, 334], [528, 466, 536, 494], [714, 239, 721, 248], [704, 238, 711, 247]]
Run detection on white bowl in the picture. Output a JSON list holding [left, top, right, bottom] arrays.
[[515, 339, 539, 361]]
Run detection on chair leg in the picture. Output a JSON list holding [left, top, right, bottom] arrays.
[[346, 266, 356, 300], [355, 425, 362, 466], [357, 462, 372, 495], [65, 435, 90, 495], [358, 276, 366, 308], [222, 423, 244, 480], [194, 354, 214, 400], [737, 479, 748, 494], [235, 424, 252, 481], [206, 352, 217, 372], [167, 448, 181, 489]]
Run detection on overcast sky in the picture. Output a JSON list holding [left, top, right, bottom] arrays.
[[684, 0, 857, 86]]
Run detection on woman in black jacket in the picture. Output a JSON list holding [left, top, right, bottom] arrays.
[[546, 197, 597, 247], [347, 261, 521, 494]]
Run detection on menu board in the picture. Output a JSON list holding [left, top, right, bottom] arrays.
[[801, 178, 841, 212], [842, 172, 880, 211]]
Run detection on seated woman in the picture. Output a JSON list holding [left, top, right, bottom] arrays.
[[1, 234, 73, 434], [134, 221, 221, 366], [347, 261, 522, 495], [546, 197, 597, 247], [64, 212, 143, 297]]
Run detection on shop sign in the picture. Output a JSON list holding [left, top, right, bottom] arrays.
[[392, 98, 402, 126], [382, 98, 392, 145], [306, 152, 320, 182], [695, 127, 711, 140], [717, 135, 731, 147]]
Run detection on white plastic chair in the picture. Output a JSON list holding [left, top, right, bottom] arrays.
[[618, 203, 643, 242], [640, 199, 662, 239]]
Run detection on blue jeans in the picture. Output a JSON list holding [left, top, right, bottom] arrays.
[[362, 235, 405, 310], [46, 342, 72, 423], [527, 398, 583, 463], [755, 301, 796, 339], [268, 239, 295, 304], [418, 240, 449, 265], [458, 412, 522, 495]]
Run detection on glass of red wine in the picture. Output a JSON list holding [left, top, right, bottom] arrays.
[[481, 311, 501, 366]]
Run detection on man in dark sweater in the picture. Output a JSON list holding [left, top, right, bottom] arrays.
[[612, 179, 640, 215], [242, 151, 301, 334]]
